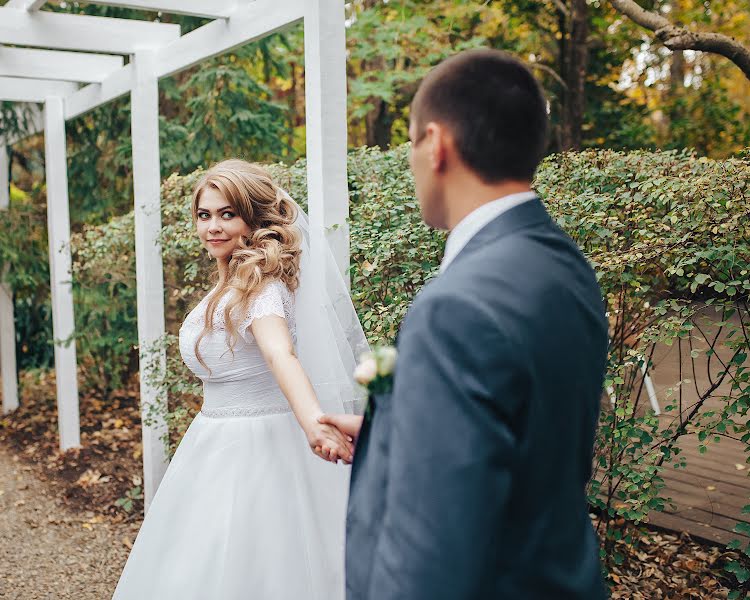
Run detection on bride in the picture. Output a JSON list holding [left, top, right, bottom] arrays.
[[113, 159, 367, 599]]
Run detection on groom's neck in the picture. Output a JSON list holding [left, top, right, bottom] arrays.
[[444, 173, 532, 232]]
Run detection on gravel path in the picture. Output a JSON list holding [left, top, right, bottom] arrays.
[[0, 444, 141, 600]]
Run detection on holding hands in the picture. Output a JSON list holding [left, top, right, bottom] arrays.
[[312, 414, 364, 464], [310, 346, 392, 464], [305, 413, 356, 464]]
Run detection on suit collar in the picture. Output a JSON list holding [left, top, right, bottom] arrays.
[[440, 191, 538, 273], [442, 197, 550, 273]]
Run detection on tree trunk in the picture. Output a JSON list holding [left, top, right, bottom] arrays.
[[364, 97, 393, 150], [666, 47, 685, 132], [670, 49, 685, 90], [560, 0, 589, 150], [363, 49, 393, 149]]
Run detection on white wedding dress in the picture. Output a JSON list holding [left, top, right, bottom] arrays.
[[113, 281, 350, 600]]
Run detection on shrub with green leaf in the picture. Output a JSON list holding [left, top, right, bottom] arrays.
[[536, 150, 750, 579]]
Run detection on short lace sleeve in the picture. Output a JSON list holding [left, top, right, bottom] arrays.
[[240, 281, 291, 343]]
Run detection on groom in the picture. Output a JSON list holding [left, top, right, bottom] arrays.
[[322, 49, 608, 599]]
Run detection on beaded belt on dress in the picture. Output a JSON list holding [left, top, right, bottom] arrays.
[[200, 404, 292, 418]]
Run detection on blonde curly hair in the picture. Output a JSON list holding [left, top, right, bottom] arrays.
[[191, 159, 302, 369]]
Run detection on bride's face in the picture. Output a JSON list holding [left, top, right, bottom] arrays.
[[196, 187, 252, 262]]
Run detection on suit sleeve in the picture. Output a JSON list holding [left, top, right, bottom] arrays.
[[367, 291, 525, 599]]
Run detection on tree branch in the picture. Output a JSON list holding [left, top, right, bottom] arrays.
[[549, 0, 570, 20], [609, 0, 750, 81], [528, 62, 569, 89]]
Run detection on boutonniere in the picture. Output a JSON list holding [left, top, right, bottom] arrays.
[[354, 347, 397, 419]]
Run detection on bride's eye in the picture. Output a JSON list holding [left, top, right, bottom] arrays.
[[197, 211, 210, 220], [222, 211, 235, 219]]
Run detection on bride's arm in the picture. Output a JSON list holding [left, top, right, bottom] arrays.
[[251, 315, 354, 463]]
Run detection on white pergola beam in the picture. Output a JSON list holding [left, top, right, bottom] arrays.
[[0, 145, 19, 415], [155, 0, 303, 79], [65, 65, 133, 121], [44, 96, 81, 451], [81, 0, 235, 19], [130, 49, 168, 510], [304, 0, 350, 281], [0, 77, 78, 103], [0, 7, 181, 54], [64, 0, 304, 120], [5, 0, 47, 10], [0, 47, 124, 84]]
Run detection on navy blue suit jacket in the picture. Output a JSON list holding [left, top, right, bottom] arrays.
[[346, 198, 609, 599]]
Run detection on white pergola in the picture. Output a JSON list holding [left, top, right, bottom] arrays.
[[0, 0, 350, 509]]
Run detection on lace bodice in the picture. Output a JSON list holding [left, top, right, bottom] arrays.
[[179, 281, 296, 417]]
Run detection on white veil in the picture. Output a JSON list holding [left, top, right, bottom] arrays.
[[283, 191, 369, 416]]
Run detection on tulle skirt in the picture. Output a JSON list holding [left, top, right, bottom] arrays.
[[112, 411, 349, 600]]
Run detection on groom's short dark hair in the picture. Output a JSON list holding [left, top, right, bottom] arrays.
[[411, 49, 548, 183]]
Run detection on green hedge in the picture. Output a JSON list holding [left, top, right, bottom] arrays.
[[3, 146, 748, 405], [5, 146, 746, 387]]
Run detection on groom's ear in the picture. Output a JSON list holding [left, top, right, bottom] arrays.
[[425, 122, 449, 175]]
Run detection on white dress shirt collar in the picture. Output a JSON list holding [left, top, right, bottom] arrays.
[[439, 191, 537, 273]]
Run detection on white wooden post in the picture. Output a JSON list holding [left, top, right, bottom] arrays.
[[131, 49, 169, 510], [304, 0, 350, 282], [0, 145, 19, 414], [44, 96, 80, 450]]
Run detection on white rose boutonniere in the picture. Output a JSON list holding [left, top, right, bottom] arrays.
[[354, 356, 378, 386], [355, 346, 397, 419]]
